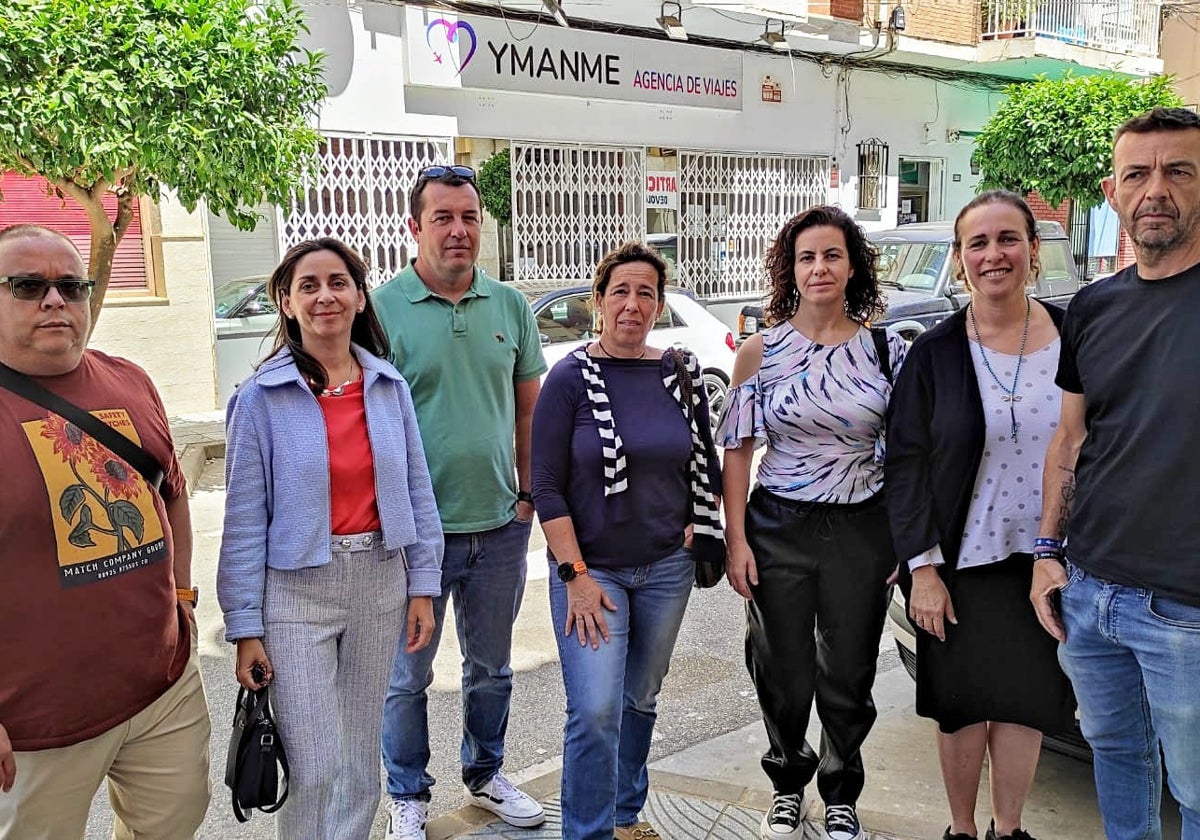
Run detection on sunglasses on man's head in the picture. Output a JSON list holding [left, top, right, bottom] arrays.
[[417, 165, 477, 182], [0, 275, 96, 303]]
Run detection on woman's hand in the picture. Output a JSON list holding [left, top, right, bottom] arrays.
[[563, 575, 616, 650], [235, 638, 273, 690], [405, 596, 436, 653], [908, 566, 957, 642], [726, 537, 758, 600], [683, 523, 694, 550]]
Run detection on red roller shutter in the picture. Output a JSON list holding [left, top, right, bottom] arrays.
[[0, 172, 148, 292]]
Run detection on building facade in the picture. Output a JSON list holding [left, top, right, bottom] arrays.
[[204, 0, 1169, 398]]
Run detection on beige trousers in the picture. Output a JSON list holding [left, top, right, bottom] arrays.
[[0, 629, 211, 840]]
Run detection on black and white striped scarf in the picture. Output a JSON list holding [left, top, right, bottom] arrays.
[[573, 347, 723, 540]]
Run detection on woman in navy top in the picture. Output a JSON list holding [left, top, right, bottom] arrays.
[[531, 242, 722, 840]]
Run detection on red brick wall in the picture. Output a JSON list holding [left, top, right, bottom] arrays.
[[810, 0, 864, 22], [867, 0, 978, 46], [1117, 230, 1135, 270], [1025, 191, 1071, 227]]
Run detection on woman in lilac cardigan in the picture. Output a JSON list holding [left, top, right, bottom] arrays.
[[218, 238, 443, 840]]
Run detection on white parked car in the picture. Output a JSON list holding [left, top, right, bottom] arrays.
[[514, 280, 736, 416], [214, 276, 276, 406], [214, 276, 738, 415]]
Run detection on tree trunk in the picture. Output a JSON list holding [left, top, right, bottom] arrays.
[[83, 196, 118, 334]]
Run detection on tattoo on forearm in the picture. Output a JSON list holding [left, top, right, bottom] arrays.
[[1056, 468, 1076, 538]]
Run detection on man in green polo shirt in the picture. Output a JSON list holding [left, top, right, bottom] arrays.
[[373, 165, 547, 840]]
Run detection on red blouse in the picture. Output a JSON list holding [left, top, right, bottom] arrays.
[[317, 380, 382, 535]]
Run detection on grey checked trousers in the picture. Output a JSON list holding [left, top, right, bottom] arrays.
[[262, 532, 408, 840]]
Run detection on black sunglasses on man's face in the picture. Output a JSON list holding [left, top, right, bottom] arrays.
[[417, 165, 477, 182]]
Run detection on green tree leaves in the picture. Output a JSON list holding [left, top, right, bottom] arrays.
[[478, 148, 512, 227], [973, 73, 1183, 209], [0, 0, 327, 325]]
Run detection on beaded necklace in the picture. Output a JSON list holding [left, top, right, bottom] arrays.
[[968, 296, 1030, 443]]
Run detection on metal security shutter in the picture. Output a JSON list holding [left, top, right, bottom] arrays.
[[282, 134, 452, 288], [0, 172, 147, 291], [678, 153, 827, 301], [208, 204, 281, 288], [511, 143, 645, 282]]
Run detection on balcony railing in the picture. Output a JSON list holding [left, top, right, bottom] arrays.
[[981, 0, 1161, 59]]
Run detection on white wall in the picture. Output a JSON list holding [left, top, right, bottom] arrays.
[[305, 1, 995, 230], [91, 197, 218, 415]]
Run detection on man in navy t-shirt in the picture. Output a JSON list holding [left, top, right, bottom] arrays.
[[1032, 107, 1200, 840]]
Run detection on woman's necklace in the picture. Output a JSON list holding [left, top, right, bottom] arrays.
[[968, 296, 1030, 443], [319, 356, 358, 397], [595, 339, 647, 360]]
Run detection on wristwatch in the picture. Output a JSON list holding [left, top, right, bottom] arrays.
[[557, 560, 589, 583], [176, 587, 199, 607], [516, 490, 534, 504]]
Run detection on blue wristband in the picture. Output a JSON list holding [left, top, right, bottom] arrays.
[[1033, 537, 1063, 551]]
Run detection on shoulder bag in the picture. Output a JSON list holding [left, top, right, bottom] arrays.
[[225, 682, 290, 822]]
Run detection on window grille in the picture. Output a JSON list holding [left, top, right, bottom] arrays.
[[857, 138, 889, 211], [677, 152, 828, 301], [282, 133, 452, 287], [511, 143, 645, 282]]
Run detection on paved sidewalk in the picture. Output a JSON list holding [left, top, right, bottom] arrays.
[[429, 770, 913, 840], [169, 411, 225, 487]]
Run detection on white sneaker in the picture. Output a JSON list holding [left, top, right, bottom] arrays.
[[761, 791, 808, 839], [464, 773, 546, 828], [384, 798, 428, 840]]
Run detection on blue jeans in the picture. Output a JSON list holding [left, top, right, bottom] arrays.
[[382, 517, 532, 798], [550, 548, 694, 840], [1058, 561, 1200, 840]]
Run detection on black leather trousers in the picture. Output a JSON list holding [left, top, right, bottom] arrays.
[[744, 485, 895, 806]]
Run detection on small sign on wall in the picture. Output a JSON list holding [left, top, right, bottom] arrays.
[[646, 173, 679, 210], [761, 75, 782, 103]]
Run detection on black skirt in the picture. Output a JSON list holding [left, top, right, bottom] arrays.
[[915, 552, 1076, 735]]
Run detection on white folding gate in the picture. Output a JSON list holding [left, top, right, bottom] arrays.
[[678, 152, 828, 301], [510, 143, 645, 282], [282, 134, 452, 287]]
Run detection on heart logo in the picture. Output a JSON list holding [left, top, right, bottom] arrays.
[[426, 19, 477, 76]]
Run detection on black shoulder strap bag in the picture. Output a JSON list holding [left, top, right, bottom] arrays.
[[870, 327, 893, 385], [0, 360, 164, 491], [225, 682, 290, 822]]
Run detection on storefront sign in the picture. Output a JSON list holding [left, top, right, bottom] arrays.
[[645, 173, 679, 210], [406, 9, 743, 111], [761, 75, 782, 103]]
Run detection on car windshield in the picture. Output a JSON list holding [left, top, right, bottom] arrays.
[[214, 279, 267, 318], [874, 242, 949, 292]]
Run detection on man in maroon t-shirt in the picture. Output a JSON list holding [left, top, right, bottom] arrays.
[[0, 225, 210, 838]]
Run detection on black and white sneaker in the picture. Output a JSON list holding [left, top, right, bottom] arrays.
[[761, 791, 808, 838], [464, 773, 546, 828], [824, 803, 864, 840]]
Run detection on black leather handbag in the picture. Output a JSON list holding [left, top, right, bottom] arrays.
[[225, 682, 289, 822]]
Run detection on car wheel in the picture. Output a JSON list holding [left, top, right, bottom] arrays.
[[703, 370, 729, 417]]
